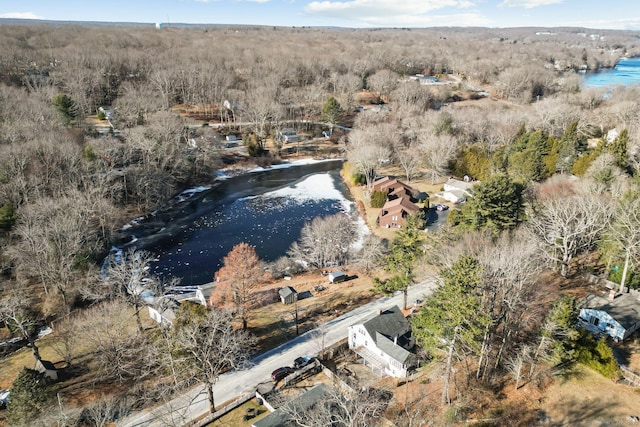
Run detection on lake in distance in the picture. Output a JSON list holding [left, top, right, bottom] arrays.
[[583, 57, 640, 88]]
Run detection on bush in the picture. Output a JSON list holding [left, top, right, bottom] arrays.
[[370, 190, 388, 208], [608, 267, 640, 289], [0, 203, 17, 230], [576, 331, 621, 379]]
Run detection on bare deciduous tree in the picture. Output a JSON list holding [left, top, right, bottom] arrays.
[[172, 309, 255, 414], [528, 178, 613, 277], [419, 132, 457, 184], [288, 213, 356, 269]]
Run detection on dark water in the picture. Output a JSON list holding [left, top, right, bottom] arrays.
[[119, 160, 352, 286], [584, 57, 640, 88]]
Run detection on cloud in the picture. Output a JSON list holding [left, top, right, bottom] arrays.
[[304, 0, 480, 25], [498, 0, 563, 8], [563, 17, 640, 31], [0, 12, 44, 20], [306, 0, 474, 17]]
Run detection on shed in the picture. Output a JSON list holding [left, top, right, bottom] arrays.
[[327, 271, 347, 284], [279, 286, 298, 304], [35, 359, 58, 381]]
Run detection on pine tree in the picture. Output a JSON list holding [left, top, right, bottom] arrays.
[[322, 96, 343, 133], [372, 212, 423, 310], [6, 368, 53, 426], [411, 256, 490, 404], [459, 173, 523, 234]]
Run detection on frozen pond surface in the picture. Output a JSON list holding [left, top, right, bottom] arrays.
[[118, 160, 356, 286]]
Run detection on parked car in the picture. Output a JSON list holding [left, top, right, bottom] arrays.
[[0, 390, 9, 408], [293, 356, 313, 370], [271, 366, 294, 382], [435, 203, 449, 211]]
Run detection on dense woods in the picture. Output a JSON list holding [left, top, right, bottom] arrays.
[[2, 21, 640, 425]]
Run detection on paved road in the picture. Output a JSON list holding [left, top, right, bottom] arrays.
[[119, 277, 439, 427]]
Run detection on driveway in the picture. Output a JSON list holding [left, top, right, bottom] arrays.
[[118, 277, 439, 427]]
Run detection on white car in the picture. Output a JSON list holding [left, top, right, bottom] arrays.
[[435, 203, 449, 211]]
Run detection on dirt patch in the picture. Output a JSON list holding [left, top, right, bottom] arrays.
[[539, 365, 640, 426], [249, 267, 380, 353]]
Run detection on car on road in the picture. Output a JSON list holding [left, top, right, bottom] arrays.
[[293, 356, 314, 370], [435, 203, 449, 211], [271, 366, 294, 382]]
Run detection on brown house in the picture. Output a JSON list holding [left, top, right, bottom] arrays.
[[372, 177, 416, 200], [377, 197, 420, 228]]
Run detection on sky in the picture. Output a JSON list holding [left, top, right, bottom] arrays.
[[0, 0, 639, 30]]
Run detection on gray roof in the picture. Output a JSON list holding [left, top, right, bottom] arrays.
[[37, 360, 56, 371], [279, 286, 297, 298], [581, 293, 640, 329], [362, 306, 411, 344], [253, 384, 332, 427], [375, 332, 415, 365]]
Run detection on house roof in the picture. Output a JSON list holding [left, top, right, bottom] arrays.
[[372, 176, 415, 194], [279, 286, 297, 298], [197, 282, 216, 300], [375, 332, 416, 365], [253, 384, 332, 427], [372, 176, 393, 189], [380, 197, 419, 216], [444, 178, 475, 192], [360, 305, 412, 348], [37, 360, 56, 371], [581, 293, 640, 329]]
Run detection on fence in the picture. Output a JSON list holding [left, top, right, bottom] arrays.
[[620, 365, 640, 387], [582, 273, 640, 299]]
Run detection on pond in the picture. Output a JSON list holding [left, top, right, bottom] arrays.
[[116, 160, 359, 286]]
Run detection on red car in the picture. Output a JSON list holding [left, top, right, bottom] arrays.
[[271, 366, 294, 382]]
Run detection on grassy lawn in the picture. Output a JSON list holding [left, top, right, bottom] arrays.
[[206, 400, 270, 426]]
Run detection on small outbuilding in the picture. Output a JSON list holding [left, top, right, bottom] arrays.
[[327, 271, 347, 284], [35, 359, 58, 381], [279, 286, 298, 304]]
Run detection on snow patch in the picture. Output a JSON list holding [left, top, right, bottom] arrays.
[[260, 173, 352, 213]]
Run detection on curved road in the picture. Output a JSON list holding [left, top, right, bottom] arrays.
[[119, 277, 439, 427]]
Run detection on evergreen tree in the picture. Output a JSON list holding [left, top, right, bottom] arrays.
[[372, 212, 423, 310], [459, 173, 523, 234], [322, 96, 343, 133], [608, 128, 629, 169], [556, 121, 586, 173], [412, 256, 490, 404], [52, 93, 77, 124], [6, 368, 53, 426]]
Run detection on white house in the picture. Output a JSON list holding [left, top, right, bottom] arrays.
[[579, 290, 640, 341], [348, 305, 417, 378], [148, 298, 180, 325], [436, 178, 477, 204]]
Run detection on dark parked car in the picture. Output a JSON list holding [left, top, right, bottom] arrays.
[[293, 356, 313, 370], [271, 366, 294, 382]]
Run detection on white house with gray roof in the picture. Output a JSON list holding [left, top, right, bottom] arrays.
[[579, 290, 640, 341], [348, 305, 417, 378]]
